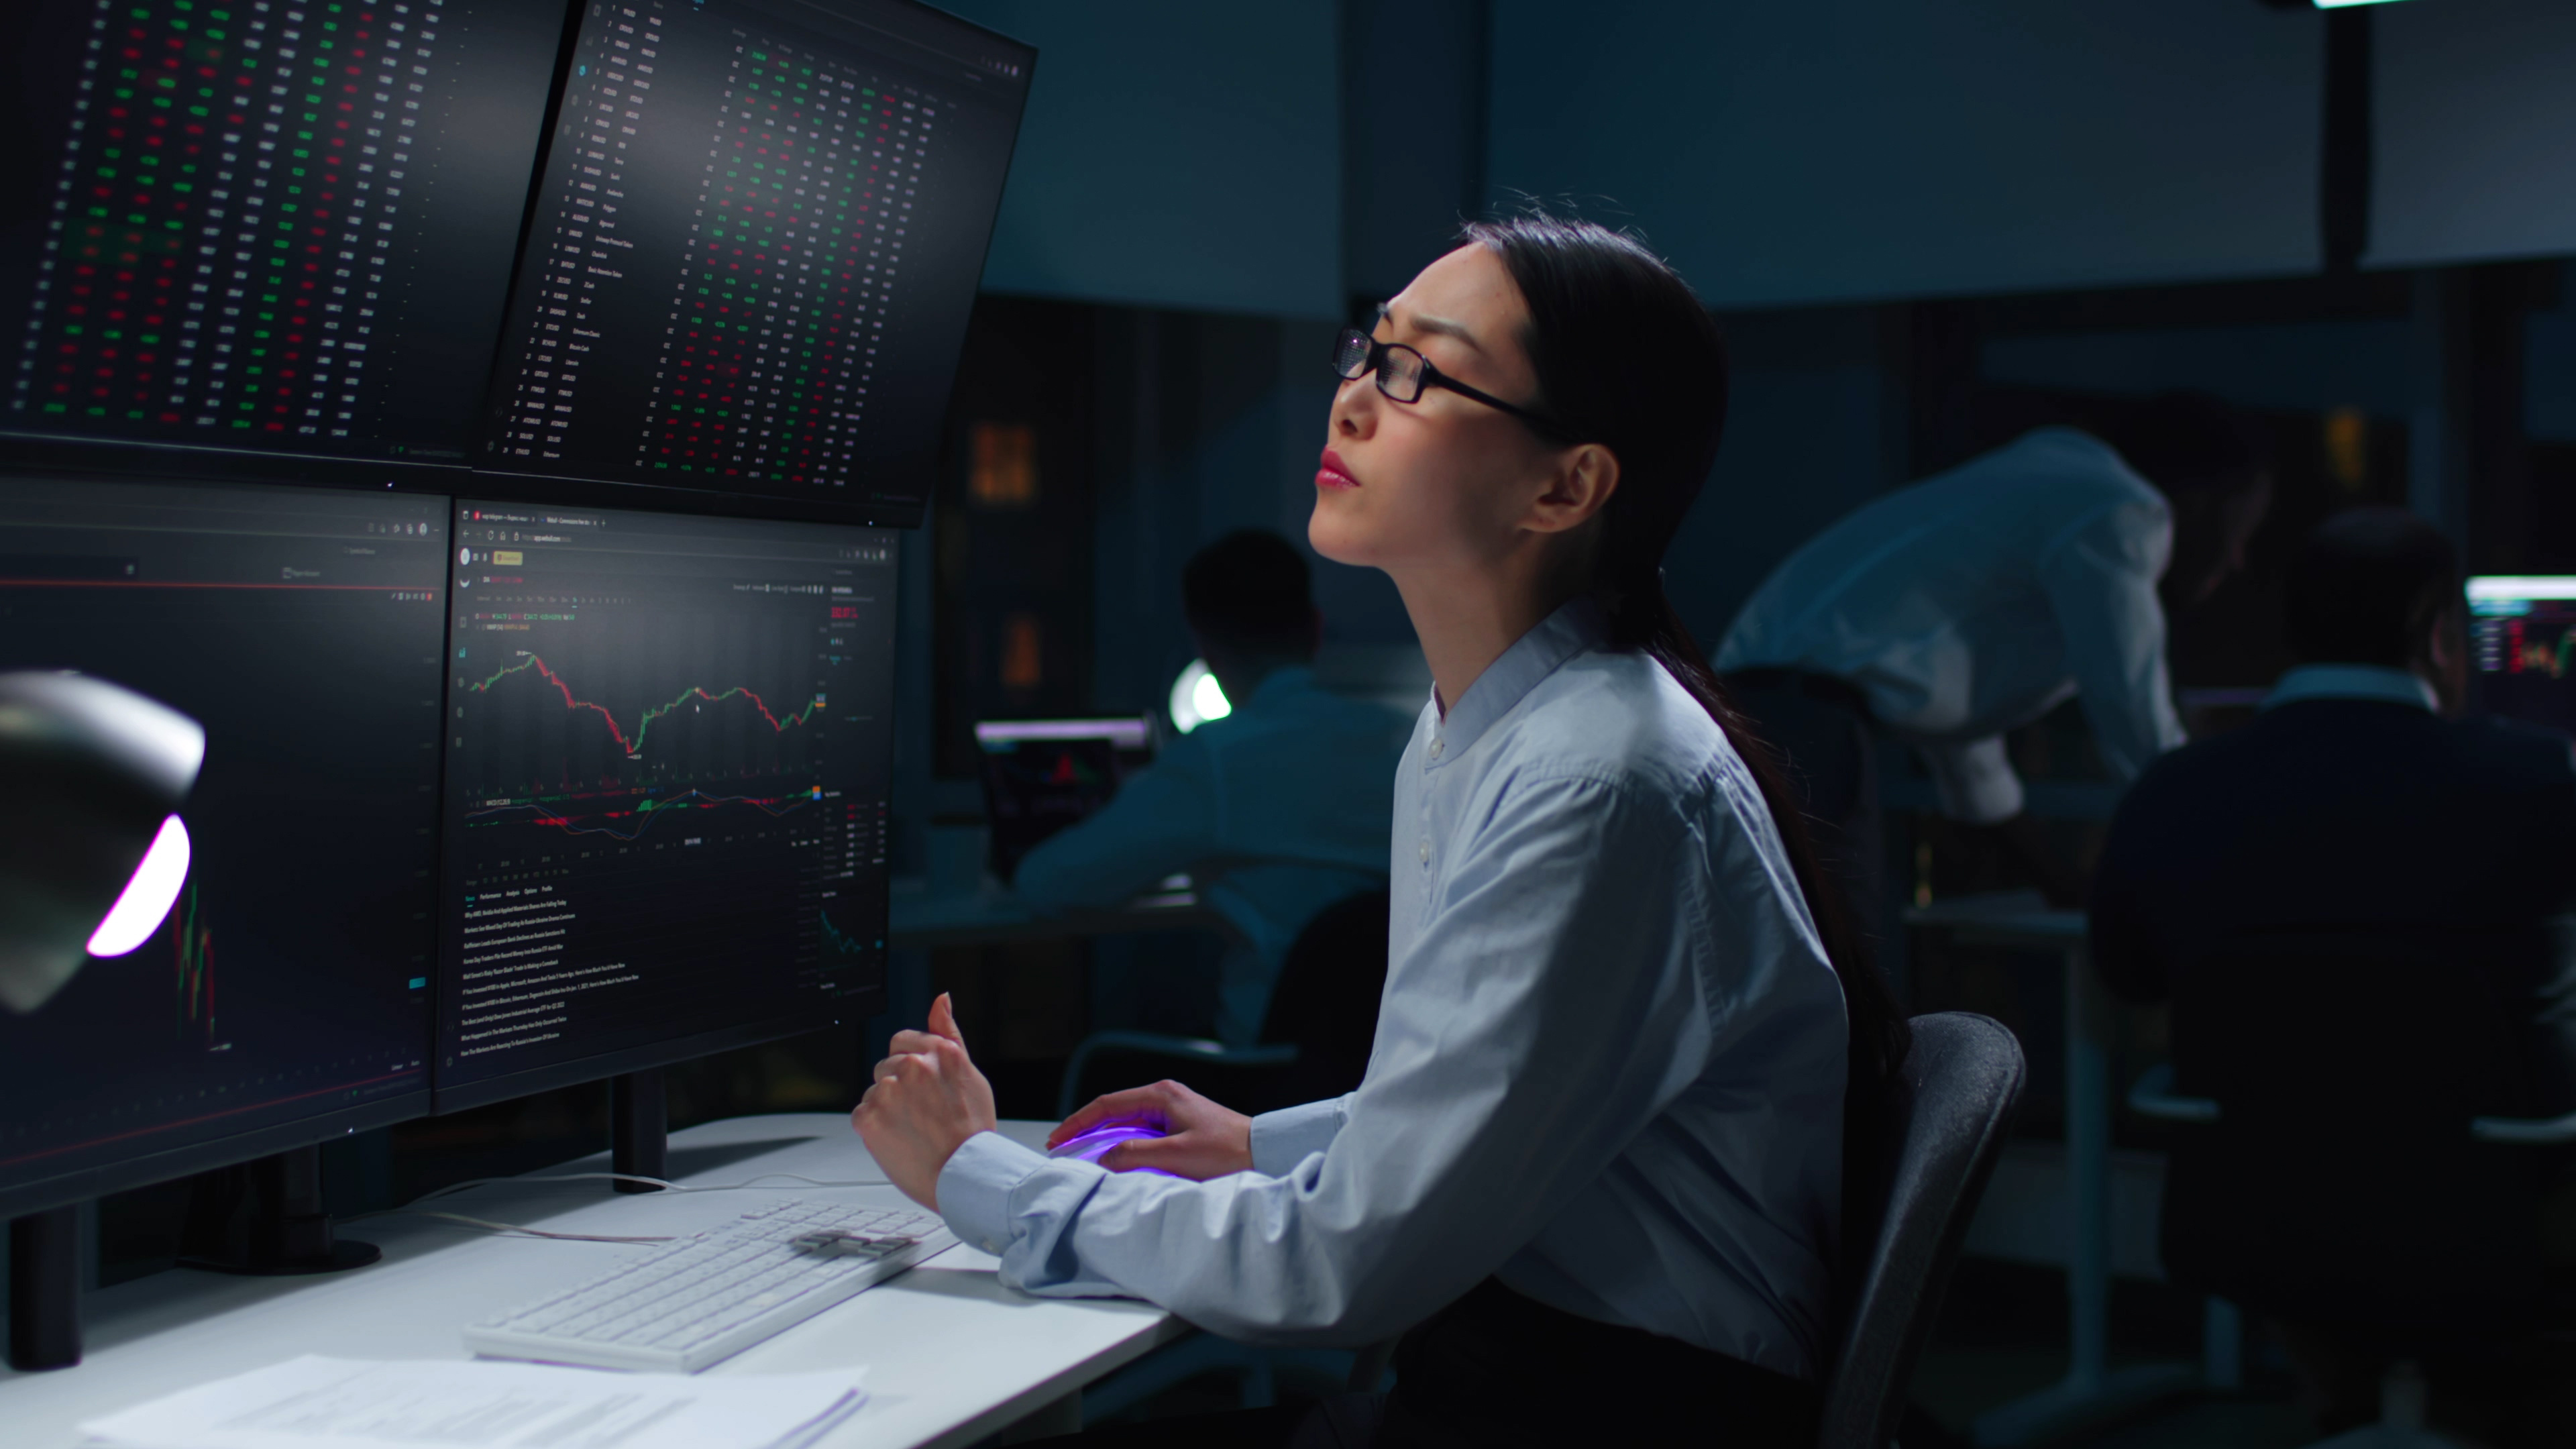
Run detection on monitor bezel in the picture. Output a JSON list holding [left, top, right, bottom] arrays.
[[0, 1087, 428, 1224], [427, 496, 900, 1117], [427, 991, 882, 1116]]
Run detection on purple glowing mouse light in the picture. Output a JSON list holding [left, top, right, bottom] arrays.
[[1049, 1120, 1172, 1172]]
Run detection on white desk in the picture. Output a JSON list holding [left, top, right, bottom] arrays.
[[0, 1115, 1187, 1448], [1902, 894, 2198, 1448]]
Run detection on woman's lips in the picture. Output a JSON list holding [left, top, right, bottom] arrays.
[[1316, 449, 1360, 490]]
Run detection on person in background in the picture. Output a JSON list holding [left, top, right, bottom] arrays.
[[1713, 394, 2272, 915], [2090, 507, 2576, 1444], [1012, 529, 1411, 1046]]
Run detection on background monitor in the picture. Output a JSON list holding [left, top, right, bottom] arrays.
[[2467, 576, 2576, 737], [470, 0, 1035, 526], [0, 475, 443, 1220], [433, 499, 897, 1111], [0, 0, 563, 489], [973, 717, 1150, 883]]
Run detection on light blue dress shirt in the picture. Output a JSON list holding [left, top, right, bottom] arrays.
[[1717, 428, 2188, 824], [1012, 665, 1413, 1043], [939, 601, 1853, 1377]]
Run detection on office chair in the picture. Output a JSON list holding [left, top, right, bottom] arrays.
[[1056, 888, 1391, 1120], [2127, 932, 2576, 1449], [1815, 1012, 2027, 1449]]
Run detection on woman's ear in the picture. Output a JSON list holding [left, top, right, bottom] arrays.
[[1525, 443, 1621, 537]]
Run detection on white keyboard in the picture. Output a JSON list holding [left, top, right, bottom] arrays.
[[466, 1199, 957, 1373]]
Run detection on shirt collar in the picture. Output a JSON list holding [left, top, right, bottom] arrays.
[[2262, 663, 2438, 713], [1430, 597, 1610, 763]]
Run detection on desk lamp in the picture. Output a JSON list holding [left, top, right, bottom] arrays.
[[1, 671, 201, 1374], [0, 671, 203, 1015]]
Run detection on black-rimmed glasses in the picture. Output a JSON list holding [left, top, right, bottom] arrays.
[[1331, 326, 1572, 438]]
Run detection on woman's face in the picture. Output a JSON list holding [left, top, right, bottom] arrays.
[[1310, 245, 1566, 577]]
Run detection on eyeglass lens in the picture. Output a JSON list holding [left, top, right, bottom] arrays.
[[1332, 328, 1426, 402]]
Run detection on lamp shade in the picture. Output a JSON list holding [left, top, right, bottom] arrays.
[[0, 672, 203, 1014]]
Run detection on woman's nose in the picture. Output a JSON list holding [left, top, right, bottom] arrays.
[[1330, 378, 1375, 437]]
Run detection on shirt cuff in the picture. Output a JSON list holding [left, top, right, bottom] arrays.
[[936, 1130, 1052, 1256], [1249, 1095, 1350, 1177], [1918, 736, 2023, 825]]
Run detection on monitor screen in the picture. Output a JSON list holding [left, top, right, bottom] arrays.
[[973, 717, 1150, 881], [470, 0, 1034, 525], [0, 475, 443, 1219], [0, 0, 561, 487], [2469, 576, 2576, 736], [433, 499, 896, 1109], [0, 0, 1034, 528]]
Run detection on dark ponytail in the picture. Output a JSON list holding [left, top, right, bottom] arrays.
[[1460, 212, 1913, 1201]]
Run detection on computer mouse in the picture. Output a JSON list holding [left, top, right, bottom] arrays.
[[1047, 1122, 1166, 1165]]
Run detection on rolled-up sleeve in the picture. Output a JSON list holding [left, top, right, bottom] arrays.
[[2038, 500, 2187, 784], [1918, 736, 2023, 825], [924, 776, 1734, 1345], [938, 1130, 1049, 1256]]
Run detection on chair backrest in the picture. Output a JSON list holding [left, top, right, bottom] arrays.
[[1240, 887, 1391, 1114], [2161, 930, 2549, 1346], [1817, 1012, 2027, 1449]]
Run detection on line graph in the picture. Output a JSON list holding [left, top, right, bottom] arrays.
[[466, 786, 820, 843], [820, 910, 869, 958], [2512, 625, 2576, 679], [465, 652, 825, 759]]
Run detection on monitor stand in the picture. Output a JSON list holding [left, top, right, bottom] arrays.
[[180, 1146, 381, 1276], [7, 1205, 83, 1370], [610, 1069, 666, 1193]]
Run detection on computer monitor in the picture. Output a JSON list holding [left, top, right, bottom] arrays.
[[2467, 576, 2576, 736], [0, 0, 563, 489], [0, 0, 1034, 529], [0, 475, 443, 1221], [433, 499, 896, 1110], [470, 0, 1035, 527], [973, 718, 1151, 883]]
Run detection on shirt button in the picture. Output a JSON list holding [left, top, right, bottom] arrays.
[[1428, 739, 1444, 759], [1417, 839, 1431, 864]]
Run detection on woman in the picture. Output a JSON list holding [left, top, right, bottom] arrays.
[[855, 211, 1911, 1446]]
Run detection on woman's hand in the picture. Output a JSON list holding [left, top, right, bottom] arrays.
[[851, 993, 996, 1212], [1048, 1079, 1254, 1180]]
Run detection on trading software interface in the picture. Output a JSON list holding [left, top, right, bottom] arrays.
[[0, 1, 560, 476], [2470, 576, 2576, 736], [476, 0, 1032, 519], [435, 501, 894, 1103], [0, 477, 442, 1194]]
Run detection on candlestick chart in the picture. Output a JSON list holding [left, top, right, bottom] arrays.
[[437, 503, 896, 1096]]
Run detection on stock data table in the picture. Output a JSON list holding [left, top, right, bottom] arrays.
[[3, 0, 555, 471], [473, 0, 1027, 520]]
